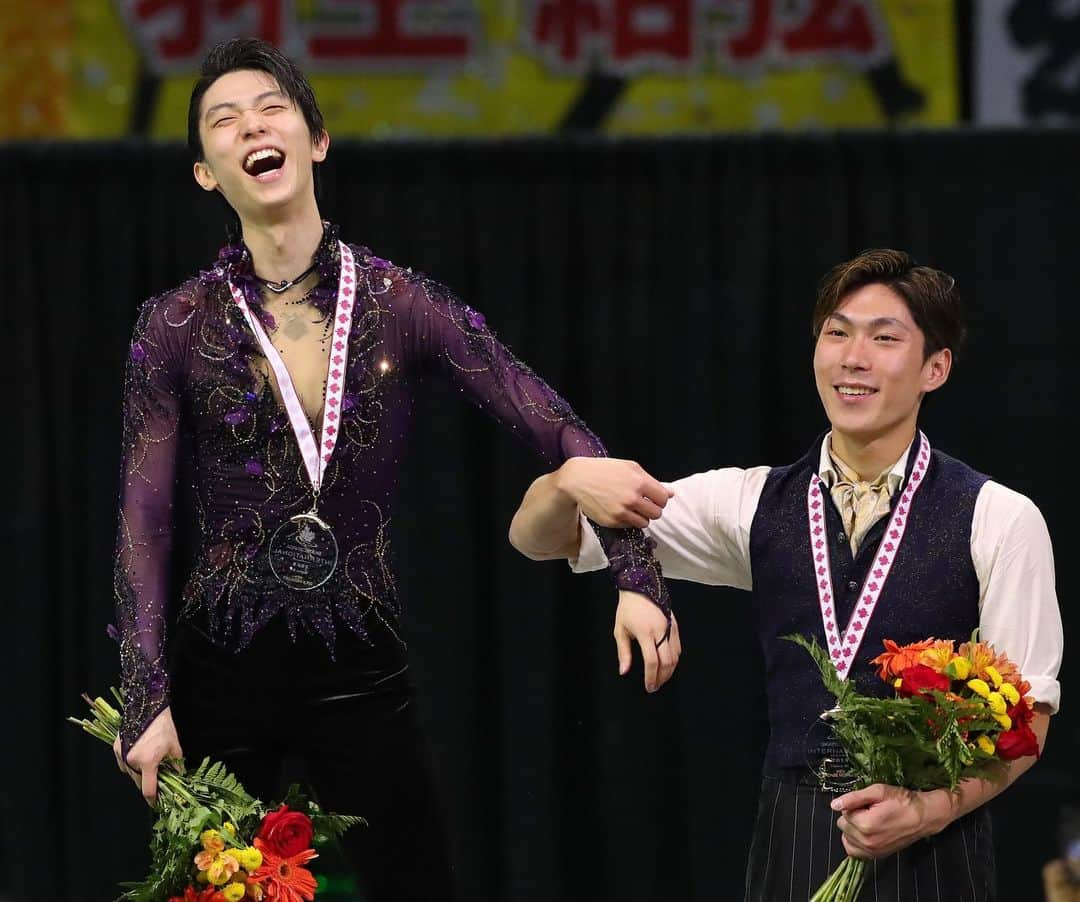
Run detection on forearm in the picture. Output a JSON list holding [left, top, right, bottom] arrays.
[[921, 708, 1050, 834], [509, 468, 581, 560]]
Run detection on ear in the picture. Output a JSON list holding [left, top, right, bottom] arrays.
[[312, 130, 330, 163], [193, 160, 219, 193], [921, 347, 952, 394]]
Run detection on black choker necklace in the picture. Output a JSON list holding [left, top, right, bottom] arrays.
[[255, 261, 318, 294]]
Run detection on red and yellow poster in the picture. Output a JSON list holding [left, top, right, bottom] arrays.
[[1, 0, 958, 139]]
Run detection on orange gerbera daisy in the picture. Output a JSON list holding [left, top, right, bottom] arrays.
[[250, 839, 318, 902], [870, 638, 936, 681]]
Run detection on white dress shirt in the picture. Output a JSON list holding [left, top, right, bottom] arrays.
[[572, 435, 1064, 712]]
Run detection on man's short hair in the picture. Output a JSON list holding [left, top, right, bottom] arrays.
[[811, 249, 966, 361], [187, 37, 326, 163]]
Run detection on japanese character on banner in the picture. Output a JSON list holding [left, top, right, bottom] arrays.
[[718, 0, 892, 67], [529, 0, 693, 73], [119, 0, 283, 71], [710, 0, 926, 118], [304, 0, 475, 65], [118, 0, 475, 73]]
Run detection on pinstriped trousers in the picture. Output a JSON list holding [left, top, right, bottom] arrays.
[[744, 776, 996, 901]]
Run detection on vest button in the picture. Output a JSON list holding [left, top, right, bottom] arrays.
[[847, 580, 858, 592]]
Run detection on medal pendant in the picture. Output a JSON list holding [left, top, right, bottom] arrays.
[[268, 509, 338, 590]]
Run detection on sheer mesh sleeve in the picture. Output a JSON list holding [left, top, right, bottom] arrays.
[[396, 273, 669, 613], [114, 290, 188, 756]]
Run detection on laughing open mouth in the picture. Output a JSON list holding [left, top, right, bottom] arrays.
[[243, 148, 285, 176]]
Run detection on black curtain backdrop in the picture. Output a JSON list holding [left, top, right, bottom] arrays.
[[2, 133, 1077, 901]]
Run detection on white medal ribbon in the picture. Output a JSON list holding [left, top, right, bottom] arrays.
[[807, 432, 930, 680], [228, 241, 357, 498]]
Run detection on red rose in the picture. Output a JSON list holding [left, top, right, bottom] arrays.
[[997, 723, 1040, 761], [1007, 697, 1034, 727], [257, 804, 314, 858], [896, 664, 951, 698]]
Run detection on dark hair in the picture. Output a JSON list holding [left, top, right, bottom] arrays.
[[811, 249, 966, 361], [187, 37, 326, 163]]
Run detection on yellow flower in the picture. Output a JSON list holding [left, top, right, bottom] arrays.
[[894, 677, 903, 690], [235, 847, 263, 871], [994, 713, 1012, 730], [987, 692, 1007, 715], [223, 884, 247, 902], [200, 829, 225, 853], [223, 822, 237, 836], [976, 735, 995, 755], [945, 656, 971, 680], [967, 678, 991, 699], [984, 666, 1003, 689], [1000, 683, 1020, 706]]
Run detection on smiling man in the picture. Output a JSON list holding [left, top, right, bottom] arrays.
[[109, 38, 676, 901], [509, 249, 1064, 899]]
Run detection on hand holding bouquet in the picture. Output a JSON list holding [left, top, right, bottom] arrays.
[[785, 631, 1040, 902], [69, 690, 364, 902]]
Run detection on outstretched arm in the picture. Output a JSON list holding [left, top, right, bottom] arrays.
[[510, 457, 673, 561], [392, 269, 672, 615]]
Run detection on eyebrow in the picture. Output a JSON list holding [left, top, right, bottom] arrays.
[[204, 91, 287, 122], [827, 312, 911, 331]]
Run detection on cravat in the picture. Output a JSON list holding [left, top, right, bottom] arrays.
[[828, 455, 897, 556]]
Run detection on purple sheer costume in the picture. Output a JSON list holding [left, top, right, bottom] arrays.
[[115, 224, 668, 755]]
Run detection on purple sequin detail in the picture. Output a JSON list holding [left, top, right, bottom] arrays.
[[368, 255, 391, 269], [464, 306, 486, 330], [130, 343, 147, 363], [244, 459, 264, 477], [106, 623, 121, 643], [224, 409, 249, 426], [342, 393, 357, 413], [244, 391, 258, 404]]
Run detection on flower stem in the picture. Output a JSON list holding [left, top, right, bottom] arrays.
[[810, 856, 867, 901]]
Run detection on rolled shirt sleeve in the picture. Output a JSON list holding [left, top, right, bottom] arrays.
[[570, 466, 771, 590], [972, 481, 1063, 712]]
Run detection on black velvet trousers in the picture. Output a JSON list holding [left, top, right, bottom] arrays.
[[170, 616, 455, 901]]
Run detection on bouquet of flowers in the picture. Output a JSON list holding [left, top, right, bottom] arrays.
[[69, 690, 364, 902], [785, 631, 1041, 902]]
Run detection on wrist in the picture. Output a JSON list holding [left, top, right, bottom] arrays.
[[920, 788, 958, 836], [553, 458, 583, 505]]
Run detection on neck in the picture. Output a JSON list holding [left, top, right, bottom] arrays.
[[829, 424, 917, 481], [240, 207, 325, 283]]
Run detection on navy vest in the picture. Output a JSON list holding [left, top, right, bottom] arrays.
[[749, 437, 989, 770]]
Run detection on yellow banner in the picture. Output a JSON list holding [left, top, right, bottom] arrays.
[[1, 0, 956, 139]]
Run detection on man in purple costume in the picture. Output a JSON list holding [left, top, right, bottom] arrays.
[[111, 37, 680, 900], [509, 249, 1064, 899]]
